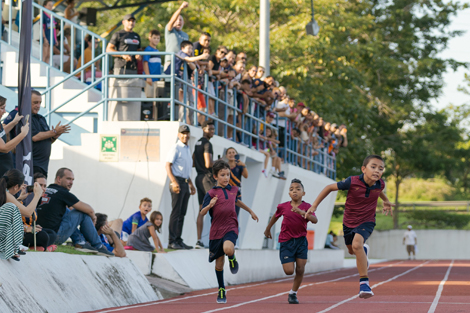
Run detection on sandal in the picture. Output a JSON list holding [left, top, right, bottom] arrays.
[[17, 250, 26, 255], [11, 255, 20, 262]]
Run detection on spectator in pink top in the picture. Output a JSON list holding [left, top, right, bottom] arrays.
[[264, 179, 318, 304]]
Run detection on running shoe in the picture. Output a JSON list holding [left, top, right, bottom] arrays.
[[195, 241, 205, 249], [288, 293, 299, 304], [364, 243, 370, 269], [217, 288, 227, 304], [96, 246, 115, 257], [74, 243, 98, 254], [229, 256, 239, 274], [359, 283, 374, 299]]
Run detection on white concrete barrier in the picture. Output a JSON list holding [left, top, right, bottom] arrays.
[[363, 229, 470, 260], [152, 249, 343, 290], [0, 252, 160, 313], [125, 250, 154, 275]]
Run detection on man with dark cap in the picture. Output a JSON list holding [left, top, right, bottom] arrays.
[[165, 124, 196, 249], [106, 13, 142, 75]]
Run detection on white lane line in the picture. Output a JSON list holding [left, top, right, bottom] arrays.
[[316, 260, 431, 313], [428, 260, 454, 313], [96, 260, 403, 313], [92, 263, 377, 312], [199, 261, 405, 313]]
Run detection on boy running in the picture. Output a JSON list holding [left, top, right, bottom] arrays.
[[200, 160, 259, 304], [306, 155, 394, 299], [264, 179, 318, 304]]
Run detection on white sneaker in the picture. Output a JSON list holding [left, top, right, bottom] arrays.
[[262, 169, 268, 178], [19, 245, 29, 252]]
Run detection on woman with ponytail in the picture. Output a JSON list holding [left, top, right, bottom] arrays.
[[0, 169, 42, 261]]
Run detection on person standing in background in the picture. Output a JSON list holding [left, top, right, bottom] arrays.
[[165, 125, 196, 250], [164, 1, 189, 71], [403, 225, 417, 260], [193, 121, 216, 248]]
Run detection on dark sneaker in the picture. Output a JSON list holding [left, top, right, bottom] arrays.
[[168, 242, 184, 250], [228, 257, 239, 274], [216, 288, 227, 304], [74, 243, 98, 254], [288, 293, 299, 304], [179, 241, 193, 250], [278, 171, 287, 180], [364, 243, 370, 269], [195, 241, 205, 249], [96, 246, 114, 257], [359, 283, 374, 299]]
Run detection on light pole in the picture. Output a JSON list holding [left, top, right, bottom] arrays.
[[306, 0, 320, 36], [259, 0, 270, 77]]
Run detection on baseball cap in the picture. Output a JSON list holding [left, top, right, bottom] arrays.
[[178, 125, 190, 133], [297, 102, 305, 107], [407, 225, 412, 229], [123, 14, 136, 21], [267, 112, 275, 118]]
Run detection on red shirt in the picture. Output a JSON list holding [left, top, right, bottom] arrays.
[[337, 174, 385, 228], [202, 185, 241, 240], [275, 201, 315, 242]]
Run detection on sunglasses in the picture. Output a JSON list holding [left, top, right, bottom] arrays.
[[220, 51, 228, 55]]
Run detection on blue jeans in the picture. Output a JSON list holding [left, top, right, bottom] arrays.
[[55, 209, 102, 248]]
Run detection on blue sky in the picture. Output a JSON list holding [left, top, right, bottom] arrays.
[[432, 1, 470, 110]]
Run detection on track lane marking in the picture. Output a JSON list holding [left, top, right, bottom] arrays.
[[199, 261, 405, 313], [428, 259, 454, 313], [316, 260, 431, 313], [93, 260, 403, 313]]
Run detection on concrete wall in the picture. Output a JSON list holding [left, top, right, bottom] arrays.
[[49, 121, 337, 250], [0, 252, 160, 313], [363, 229, 470, 260], [151, 249, 344, 290]]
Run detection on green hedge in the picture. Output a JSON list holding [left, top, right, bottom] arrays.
[[407, 210, 470, 229]]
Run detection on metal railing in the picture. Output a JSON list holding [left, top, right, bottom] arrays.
[[0, 1, 336, 179]]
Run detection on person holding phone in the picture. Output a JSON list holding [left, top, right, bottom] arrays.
[[0, 96, 30, 177], [225, 147, 248, 218]]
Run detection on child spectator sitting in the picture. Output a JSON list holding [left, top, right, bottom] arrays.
[[95, 213, 126, 257], [121, 197, 152, 242], [259, 126, 286, 180], [126, 211, 166, 253], [77, 35, 102, 83]]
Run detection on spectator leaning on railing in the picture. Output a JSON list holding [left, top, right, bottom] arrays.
[[143, 29, 163, 99], [106, 14, 141, 75], [164, 1, 189, 71]]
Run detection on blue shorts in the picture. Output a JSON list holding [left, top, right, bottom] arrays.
[[209, 231, 237, 263], [343, 222, 375, 246], [279, 236, 308, 264]]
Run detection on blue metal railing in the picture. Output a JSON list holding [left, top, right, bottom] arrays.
[[0, 2, 336, 179]]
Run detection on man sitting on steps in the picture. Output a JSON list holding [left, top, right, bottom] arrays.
[[36, 167, 114, 256]]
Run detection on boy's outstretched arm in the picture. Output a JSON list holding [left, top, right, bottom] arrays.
[[236, 200, 259, 222], [264, 214, 280, 239], [305, 183, 339, 218], [380, 191, 395, 216], [292, 206, 318, 224]]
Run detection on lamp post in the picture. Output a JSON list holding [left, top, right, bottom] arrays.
[[306, 0, 320, 36], [259, 0, 270, 77]]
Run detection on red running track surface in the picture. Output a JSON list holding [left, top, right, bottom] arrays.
[[88, 260, 470, 313]]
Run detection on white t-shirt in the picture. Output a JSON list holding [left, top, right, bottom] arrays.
[[403, 230, 417, 245], [275, 100, 289, 128]]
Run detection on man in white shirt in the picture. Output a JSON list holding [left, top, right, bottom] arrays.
[[403, 225, 417, 260], [165, 125, 196, 250]]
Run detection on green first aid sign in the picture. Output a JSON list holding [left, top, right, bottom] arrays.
[[100, 135, 118, 162]]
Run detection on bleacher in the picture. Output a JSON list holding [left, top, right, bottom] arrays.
[[0, 1, 336, 179]]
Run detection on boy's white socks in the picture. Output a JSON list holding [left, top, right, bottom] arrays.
[[289, 289, 297, 295]]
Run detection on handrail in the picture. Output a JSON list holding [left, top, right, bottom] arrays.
[[32, 0, 67, 23]]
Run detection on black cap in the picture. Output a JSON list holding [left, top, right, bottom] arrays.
[[178, 125, 190, 133], [123, 14, 136, 21]]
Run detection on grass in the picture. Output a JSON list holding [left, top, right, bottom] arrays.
[[329, 210, 470, 234]]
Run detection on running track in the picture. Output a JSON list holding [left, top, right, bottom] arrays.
[[88, 260, 469, 313]]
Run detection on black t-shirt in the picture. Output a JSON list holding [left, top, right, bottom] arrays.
[[0, 124, 13, 176], [193, 41, 204, 56], [31, 113, 52, 173], [109, 30, 141, 70], [36, 184, 80, 232], [193, 136, 213, 175], [210, 55, 220, 71]]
